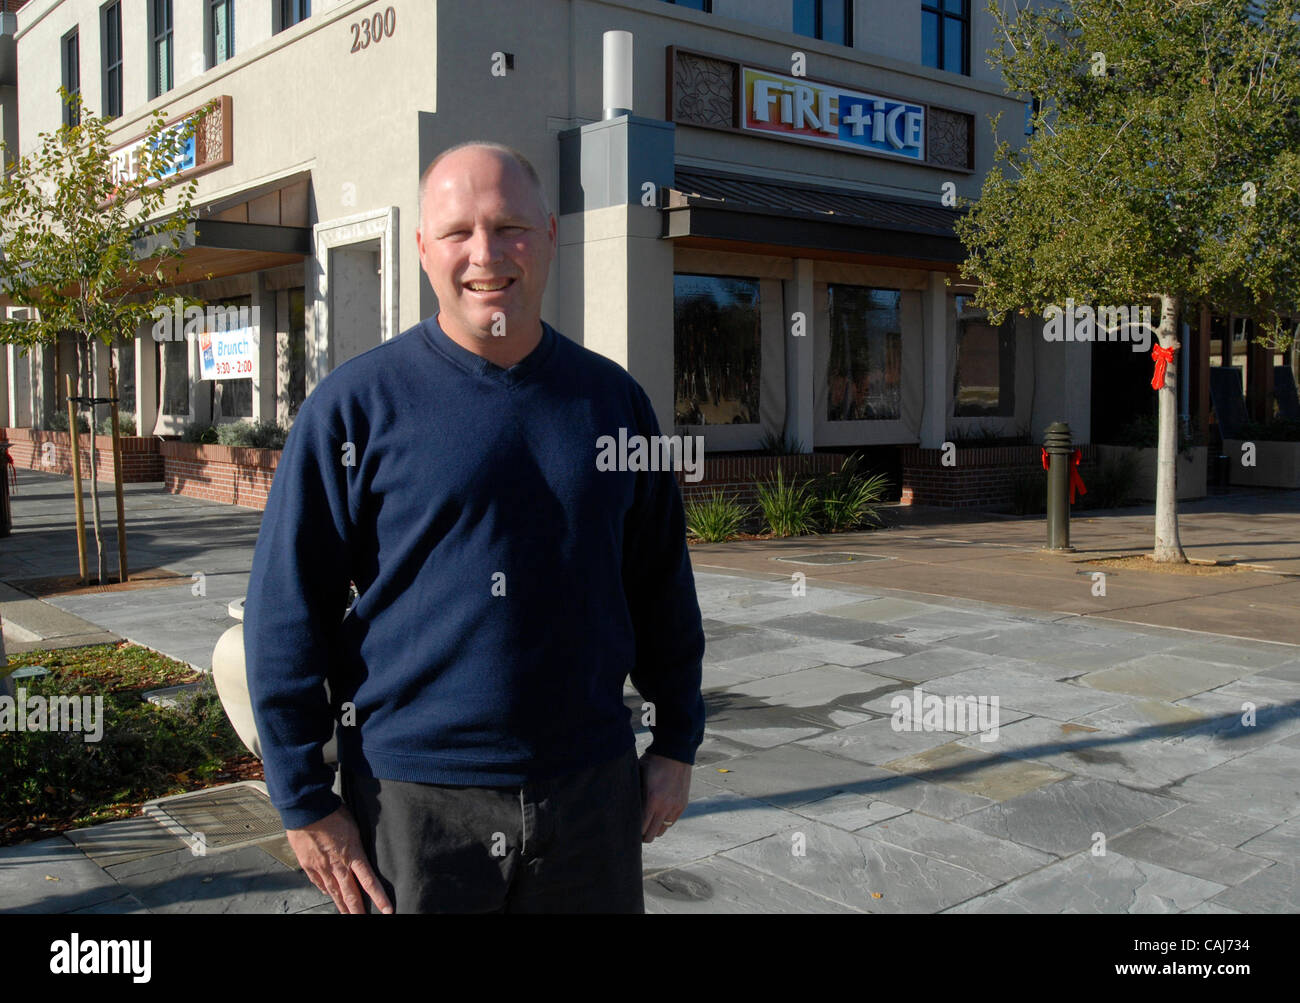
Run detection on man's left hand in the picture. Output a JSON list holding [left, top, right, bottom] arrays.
[[639, 752, 691, 843]]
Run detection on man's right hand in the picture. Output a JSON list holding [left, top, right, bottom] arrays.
[[286, 805, 394, 914]]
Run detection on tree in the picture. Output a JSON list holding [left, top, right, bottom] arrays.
[[956, 0, 1300, 562], [0, 90, 210, 582]]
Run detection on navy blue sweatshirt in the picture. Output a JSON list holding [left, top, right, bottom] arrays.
[[243, 317, 706, 830]]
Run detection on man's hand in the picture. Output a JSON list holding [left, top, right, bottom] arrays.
[[639, 752, 692, 843], [286, 805, 394, 914]]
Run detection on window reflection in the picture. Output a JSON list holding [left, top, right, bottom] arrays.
[[954, 295, 1015, 416], [674, 274, 761, 426], [828, 285, 901, 421]]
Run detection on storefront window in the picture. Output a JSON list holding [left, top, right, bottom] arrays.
[[114, 338, 135, 417], [953, 295, 1015, 416], [673, 274, 760, 426], [286, 287, 307, 418], [210, 295, 253, 419], [827, 285, 901, 421], [1209, 313, 1229, 365], [160, 337, 189, 416]]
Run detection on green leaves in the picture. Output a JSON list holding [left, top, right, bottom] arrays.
[[961, 0, 1300, 349], [0, 87, 210, 351]]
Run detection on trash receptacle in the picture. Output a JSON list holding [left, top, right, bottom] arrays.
[[0, 437, 13, 538]]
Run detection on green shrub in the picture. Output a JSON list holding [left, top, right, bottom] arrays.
[[48, 411, 91, 434], [945, 420, 1032, 448], [215, 419, 288, 450], [684, 490, 752, 542], [1086, 450, 1141, 508], [1107, 413, 1201, 451], [1009, 467, 1047, 515], [815, 455, 891, 532], [95, 414, 137, 436], [755, 467, 819, 537], [0, 674, 245, 833], [1238, 417, 1300, 442], [180, 422, 219, 444], [758, 430, 806, 456]]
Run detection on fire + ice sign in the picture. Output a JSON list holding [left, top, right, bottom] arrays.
[[198, 327, 256, 381], [741, 67, 925, 161]]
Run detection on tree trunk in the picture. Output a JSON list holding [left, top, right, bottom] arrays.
[[83, 335, 106, 583], [1152, 293, 1187, 563]]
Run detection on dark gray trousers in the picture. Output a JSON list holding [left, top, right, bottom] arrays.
[[340, 746, 644, 914]]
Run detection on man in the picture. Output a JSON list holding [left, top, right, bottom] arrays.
[[243, 142, 706, 914]]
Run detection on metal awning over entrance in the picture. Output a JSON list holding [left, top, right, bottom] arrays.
[[662, 168, 966, 268], [0, 219, 311, 310], [131, 219, 312, 286]]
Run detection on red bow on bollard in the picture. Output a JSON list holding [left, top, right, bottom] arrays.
[[1151, 343, 1177, 390], [1042, 447, 1088, 504]]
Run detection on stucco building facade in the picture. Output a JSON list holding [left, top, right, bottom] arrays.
[[13, 0, 1258, 497]]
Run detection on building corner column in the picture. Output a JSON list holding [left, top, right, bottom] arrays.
[[920, 271, 948, 448], [784, 259, 815, 452]]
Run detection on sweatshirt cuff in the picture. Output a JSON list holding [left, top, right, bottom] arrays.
[[645, 732, 701, 766], [276, 789, 343, 831]]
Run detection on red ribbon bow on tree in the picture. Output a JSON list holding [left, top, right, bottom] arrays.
[[1041, 447, 1088, 504], [1150, 344, 1177, 390]]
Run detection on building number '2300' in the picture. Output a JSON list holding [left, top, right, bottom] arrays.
[[350, 6, 397, 53]]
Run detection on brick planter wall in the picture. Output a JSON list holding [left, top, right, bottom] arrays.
[[161, 441, 280, 510], [901, 443, 1099, 510], [1, 427, 163, 482], [675, 453, 849, 508]]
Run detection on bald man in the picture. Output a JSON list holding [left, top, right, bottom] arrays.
[[244, 143, 706, 914]]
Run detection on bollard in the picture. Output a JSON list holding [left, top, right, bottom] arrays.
[[212, 597, 339, 770], [0, 438, 11, 538], [1044, 422, 1075, 551]]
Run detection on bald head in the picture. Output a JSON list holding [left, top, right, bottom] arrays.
[[418, 142, 550, 231], [414, 140, 558, 365]]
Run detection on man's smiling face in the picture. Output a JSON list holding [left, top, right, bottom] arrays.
[[416, 146, 556, 356]]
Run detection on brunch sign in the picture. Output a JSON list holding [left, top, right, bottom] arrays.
[[741, 67, 925, 161]]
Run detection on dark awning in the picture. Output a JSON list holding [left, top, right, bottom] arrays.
[[0, 220, 311, 309], [130, 219, 312, 286], [663, 168, 966, 265]]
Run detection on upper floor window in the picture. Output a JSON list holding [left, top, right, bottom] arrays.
[[208, 0, 235, 67], [61, 29, 80, 127], [1024, 95, 1044, 137], [102, 2, 122, 119], [794, 0, 852, 46], [922, 0, 970, 75], [149, 0, 174, 99], [276, 0, 311, 33], [662, 0, 711, 10]]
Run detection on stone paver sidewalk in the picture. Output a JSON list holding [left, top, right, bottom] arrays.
[[1, 470, 1297, 912], [643, 573, 1299, 913]]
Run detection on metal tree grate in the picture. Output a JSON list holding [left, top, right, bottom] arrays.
[[773, 552, 889, 565], [143, 782, 282, 851]]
